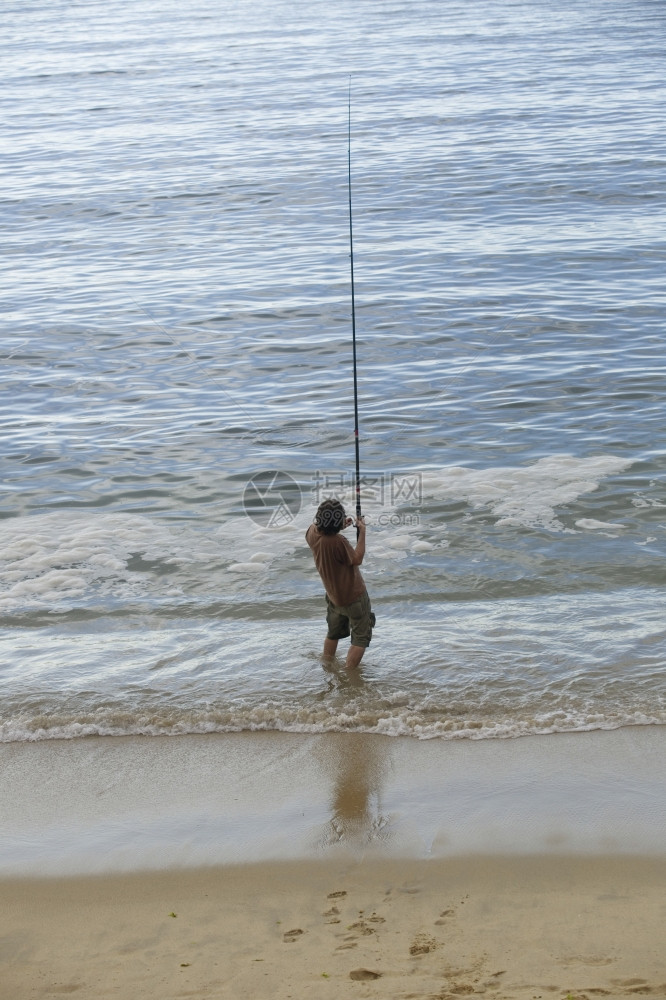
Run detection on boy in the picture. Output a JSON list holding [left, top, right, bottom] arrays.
[[305, 498, 375, 670]]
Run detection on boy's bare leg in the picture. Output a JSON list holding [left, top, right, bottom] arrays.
[[345, 644, 365, 670], [323, 638, 338, 660]]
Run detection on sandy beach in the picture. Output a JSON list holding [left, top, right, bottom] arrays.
[[1, 727, 665, 999], [3, 855, 666, 1000]]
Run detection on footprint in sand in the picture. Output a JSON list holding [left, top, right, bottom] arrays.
[[483, 971, 507, 991], [409, 933, 437, 956], [335, 940, 358, 951], [611, 981, 666, 995], [347, 920, 376, 937], [562, 955, 614, 967], [282, 928, 304, 943], [327, 890, 347, 899], [435, 908, 455, 926], [349, 969, 382, 981]]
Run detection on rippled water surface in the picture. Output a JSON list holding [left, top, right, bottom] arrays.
[[1, 0, 665, 742]]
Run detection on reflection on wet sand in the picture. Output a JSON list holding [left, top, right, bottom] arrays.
[[316, 732, 391, 849]]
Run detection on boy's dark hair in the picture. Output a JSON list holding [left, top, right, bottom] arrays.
[[315, 499, 345, 535]]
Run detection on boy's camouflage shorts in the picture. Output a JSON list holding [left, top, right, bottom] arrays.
[[325, 590, 375, 648]]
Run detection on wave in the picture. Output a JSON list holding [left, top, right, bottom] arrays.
[[0, 453, 640, 615], [2, 702, 664, 745]]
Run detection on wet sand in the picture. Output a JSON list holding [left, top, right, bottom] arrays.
[[2, 727, 666, 874], [1, 727, 665, 998]]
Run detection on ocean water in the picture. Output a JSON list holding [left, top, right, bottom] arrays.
[[1, 0, 664, 744]]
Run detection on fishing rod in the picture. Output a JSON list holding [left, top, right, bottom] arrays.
[[348, 81, 362, 536]]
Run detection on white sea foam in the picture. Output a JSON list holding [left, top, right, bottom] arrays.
[[0, 513, 181, 611], [412, 540, 435, 552], [1, 703, 664, 745], [0, 454, 635, 612], [290, 453, 633, 568], [576, 518, 625, 531], [0, 508, 290, 611], [420, 454, 632, 531]]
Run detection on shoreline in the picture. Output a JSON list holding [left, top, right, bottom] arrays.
[[1, 725, 665, 877], [2, 727, 665, 997]]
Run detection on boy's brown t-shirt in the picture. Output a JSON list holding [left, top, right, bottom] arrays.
[[305, 524, 366, 608]]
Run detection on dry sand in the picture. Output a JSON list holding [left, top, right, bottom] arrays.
[[1, 727, 665, 999], [2, 856, 666, 1000]]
